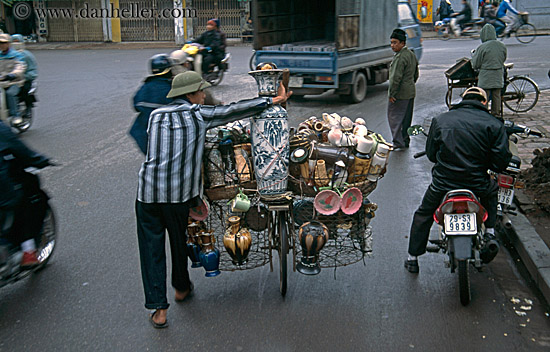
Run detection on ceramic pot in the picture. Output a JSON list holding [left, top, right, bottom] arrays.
[[198, 231, 221, 277], [248, 68, 283, 96], [186, 221, 203, 268], [223, 216, 253, 265], [297, 221, 329, 275], [249, 69, 289, 195]]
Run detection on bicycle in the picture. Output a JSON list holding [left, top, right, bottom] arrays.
[[445, 62, 539, 114], [500, 12, 536, 44]]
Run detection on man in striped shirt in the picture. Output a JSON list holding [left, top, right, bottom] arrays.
[[136, 71, 291, 328]]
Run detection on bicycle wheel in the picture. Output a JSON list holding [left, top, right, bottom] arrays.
[[277, 211, 288, 296], [515, 23, 536, 44], [445, 86, 468, 108], [503, 76, 540, 113]]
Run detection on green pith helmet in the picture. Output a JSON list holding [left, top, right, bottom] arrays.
[[167, 71, 211, 98]]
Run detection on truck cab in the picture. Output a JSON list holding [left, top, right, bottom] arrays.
[[398, 0, 423, 61]]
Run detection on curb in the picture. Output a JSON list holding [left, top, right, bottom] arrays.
[[24, 38, 250, 50], [499, 210, 550, 304]]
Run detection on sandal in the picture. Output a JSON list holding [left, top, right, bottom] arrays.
[[149, 310, 168, 329]]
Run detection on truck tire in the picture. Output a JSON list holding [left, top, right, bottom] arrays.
[[340, 72, 367, 103]]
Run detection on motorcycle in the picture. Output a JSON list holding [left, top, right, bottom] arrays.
[[495, 121, 542, 229], [408, 125, 496, 306], [181, 43, 231, 86], [0, 161, 56, 288], [0, 81, 37, 134]]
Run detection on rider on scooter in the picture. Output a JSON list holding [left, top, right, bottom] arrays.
[[0, 120, 50, 267], [0, 34, 26, 127], [450, 0, 472, 37], [11, 34, 38, 122], [194, 19, 225, 76], [404, 87, 512, 273]]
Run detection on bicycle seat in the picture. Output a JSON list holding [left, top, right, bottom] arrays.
[[505, 63, 514, 70]]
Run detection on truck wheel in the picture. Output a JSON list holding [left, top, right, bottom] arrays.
[[341, 72, 367, 103]]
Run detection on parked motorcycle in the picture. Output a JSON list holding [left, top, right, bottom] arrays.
[[409, 125, 496, 306], [0, 81, 37, 134], [495, 121, 542, 229], [181, 43, 231, 86], [0, 161, 56, 288]]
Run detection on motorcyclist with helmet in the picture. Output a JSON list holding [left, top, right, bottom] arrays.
[[404, 87, 512, 273], [11, 34, 38, 122], [169, 49, 222, 105], [0, 120, 50, 267], [194, 19, 224, 76], [0, 34, 26, 127], [129, 54, 173, 155]]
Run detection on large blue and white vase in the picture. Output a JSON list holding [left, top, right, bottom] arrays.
[[249, 67, 289, 195]]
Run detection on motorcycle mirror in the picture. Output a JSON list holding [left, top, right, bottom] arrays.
[[407, 125, 425, 136]]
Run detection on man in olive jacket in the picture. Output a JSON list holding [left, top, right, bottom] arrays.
[[472, 24, 507, 117], [387, 28, 419, 149]]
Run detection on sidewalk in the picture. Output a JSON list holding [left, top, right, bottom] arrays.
[[500, 89, 550, 304]]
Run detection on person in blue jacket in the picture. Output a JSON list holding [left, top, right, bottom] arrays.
[[11, 34, 38, 120], [129, 54, 173, 155], [497, 0, 520, 37]]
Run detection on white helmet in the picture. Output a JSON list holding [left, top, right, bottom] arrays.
[[169, 50, 189, 65]]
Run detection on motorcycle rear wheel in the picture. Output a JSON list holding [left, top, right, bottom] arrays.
[[458, 260, 471, 306]]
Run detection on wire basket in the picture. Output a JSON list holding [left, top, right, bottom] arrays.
[[292, 197, 376, 268], [204, 199, 271, 271]]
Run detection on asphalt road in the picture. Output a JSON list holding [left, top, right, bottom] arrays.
[[1, 37, 549, 351]]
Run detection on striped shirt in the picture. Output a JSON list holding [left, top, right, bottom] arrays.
[[137, 97, 272, 203]]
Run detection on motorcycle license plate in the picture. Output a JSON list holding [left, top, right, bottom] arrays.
[[498, 188, 514, 206], [444, 213, 477, 235], [289, 76, 303, 88]]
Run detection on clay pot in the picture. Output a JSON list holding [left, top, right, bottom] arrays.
[[186, 220, 203, 268], [223, 216, 253, 265], [198, 231, 221, 277], [296, 221, 329, 275]]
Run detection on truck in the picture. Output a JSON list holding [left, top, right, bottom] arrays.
[[252, 0, 399, 103]]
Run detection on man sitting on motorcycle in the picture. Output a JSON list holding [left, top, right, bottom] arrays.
[[0, 120, 50, 267], [11, 34, 38, 122], [450, 0, 472, 37], [404, 87, 512, 273], [194, 19, 224, 76], [0, 34, 26, 126]]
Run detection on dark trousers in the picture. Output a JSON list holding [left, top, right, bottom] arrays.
[[388, 98, 414, 148], [408, 181, 498, 256], [202, 53, 223, 74], [135, 200, 192, 310]]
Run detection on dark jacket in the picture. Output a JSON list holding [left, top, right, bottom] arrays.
[[0, 120, 49, 209], [195, 29, 224, 57], [426, 100, 511, 191], [457, 2, 472, 23], [130, 75, 172, 154]]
